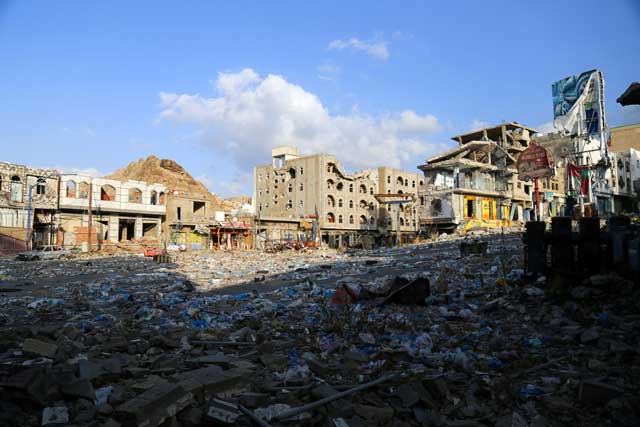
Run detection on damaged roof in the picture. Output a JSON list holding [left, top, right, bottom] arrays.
[[451, 122, 538, 144]]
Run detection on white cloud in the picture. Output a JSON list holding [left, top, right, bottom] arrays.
[[158, 69, 445, 193], [210, 173, 253, 198], [535, 121, 556, 134], [327, 37, 389, 60], [42, 166, 107, 178], [317, 62, 341, 81], [62, 167, 105, 177], [469, 119, 491, 132], [215, 69, 260, 95]]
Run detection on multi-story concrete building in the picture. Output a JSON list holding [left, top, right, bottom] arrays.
[[57, 175, 166, 248], [610, 148, 640, 213], [418, 123, 566, 231], [610, 123, 640, 152], [0, 162, 59, 252], [253, 147, 420, 247]]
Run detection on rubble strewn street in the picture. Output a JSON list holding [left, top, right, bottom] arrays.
[[2, 229, 639, 426]]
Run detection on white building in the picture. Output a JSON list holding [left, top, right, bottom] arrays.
[[57, 175, 166, 247]]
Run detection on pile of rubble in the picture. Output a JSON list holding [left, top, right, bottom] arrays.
[[1, 233, 639, 426]]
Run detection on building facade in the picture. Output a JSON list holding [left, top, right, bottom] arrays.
[[253, 147, 420, 247], [610, 148, 640, 213], [164, 190, 222, 250], [0, 162, 59, 252], [610, 123, 640, 152], [57, 175, 166, 248], [418, 123, 566, 231]]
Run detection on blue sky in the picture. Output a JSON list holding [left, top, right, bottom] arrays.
[[1, 0, 639, 196]]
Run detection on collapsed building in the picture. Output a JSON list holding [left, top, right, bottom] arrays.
[[0, 162, 59, 253], [253, 147, 421, 248], [57, 175, 166, 248], [418, 123, 565, 233]]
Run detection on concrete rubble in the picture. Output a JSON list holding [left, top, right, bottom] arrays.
[[1, 228, 639, 426]]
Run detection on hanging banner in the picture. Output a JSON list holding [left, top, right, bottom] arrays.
[[516, 141, 554, 181], [567, 163, 590, 196], [552, 69, 602, 135]]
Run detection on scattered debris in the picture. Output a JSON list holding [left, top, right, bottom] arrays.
[[1, 228, 638, 426]]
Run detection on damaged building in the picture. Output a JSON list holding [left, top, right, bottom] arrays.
[[0, 162, 59, 253], [57, 175, 166, 248], [164, 189, 223, 250], [253, 147, 420, 248], [418, 123, 565, 232]]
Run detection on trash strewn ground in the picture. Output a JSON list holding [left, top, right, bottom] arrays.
[[1, 228, 639, 426]]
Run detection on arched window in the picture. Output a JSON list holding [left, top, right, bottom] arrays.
[[419, 180, 424, 186], [288, 183, 293, 193], [336, 182, 344, 191], [300, 167, 304, 175], [338, 198, 343, 208], [101, 184, 116, 201], [387, 176, 391, 184], [400, 217, 405, 226], [338, 214, 343, 224], [298, 200, 303, 207], [327, 179, 335, 190], [327, 163, 335, 173], [128, 187, 142, 203], [66, 180, 77, 198], [404, 179, 409, 186], [327, 195, 335, 207], [359, 215, 367, 225], [299, 183, 303, 191], [349, 200, 353, 208], [288, 168, 296, 179], [397, 176, 404, 186], [420, 196, 425, 206], [412, 180, 415, 188], [286, 200, 293, 209], [369, 187, 374, 195], [349, 183, 353, 193], [159, 192, 166, 205], [150, 190, 158, 205], [359, 184, 367, 194], [369, 217, 375, 225], [359, 200, 368, 209], [327, 212, 335, 223], [10, 176, 22, 202], [349, 215, 354, 224], [78, 182, 89, 199], [398, 189, 403, 194]]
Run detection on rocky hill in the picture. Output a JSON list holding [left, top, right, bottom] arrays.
[[106, 155, 222, 203]]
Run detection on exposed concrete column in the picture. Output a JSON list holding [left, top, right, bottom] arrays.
[[134, 216, 143, 239], [108, 216, 118, 243]]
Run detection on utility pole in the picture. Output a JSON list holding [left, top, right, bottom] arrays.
[[87, 180, 93, 252]]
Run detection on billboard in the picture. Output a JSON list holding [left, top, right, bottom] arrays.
[[516, 142, 554, 181], [552, 69, 603, 136]]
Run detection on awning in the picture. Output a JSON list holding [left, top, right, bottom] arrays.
[[617, 82, 640, 106]]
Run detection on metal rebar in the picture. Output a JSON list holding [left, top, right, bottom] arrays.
[[274, 373, 397, 421], [238, 405, 273, 427]]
